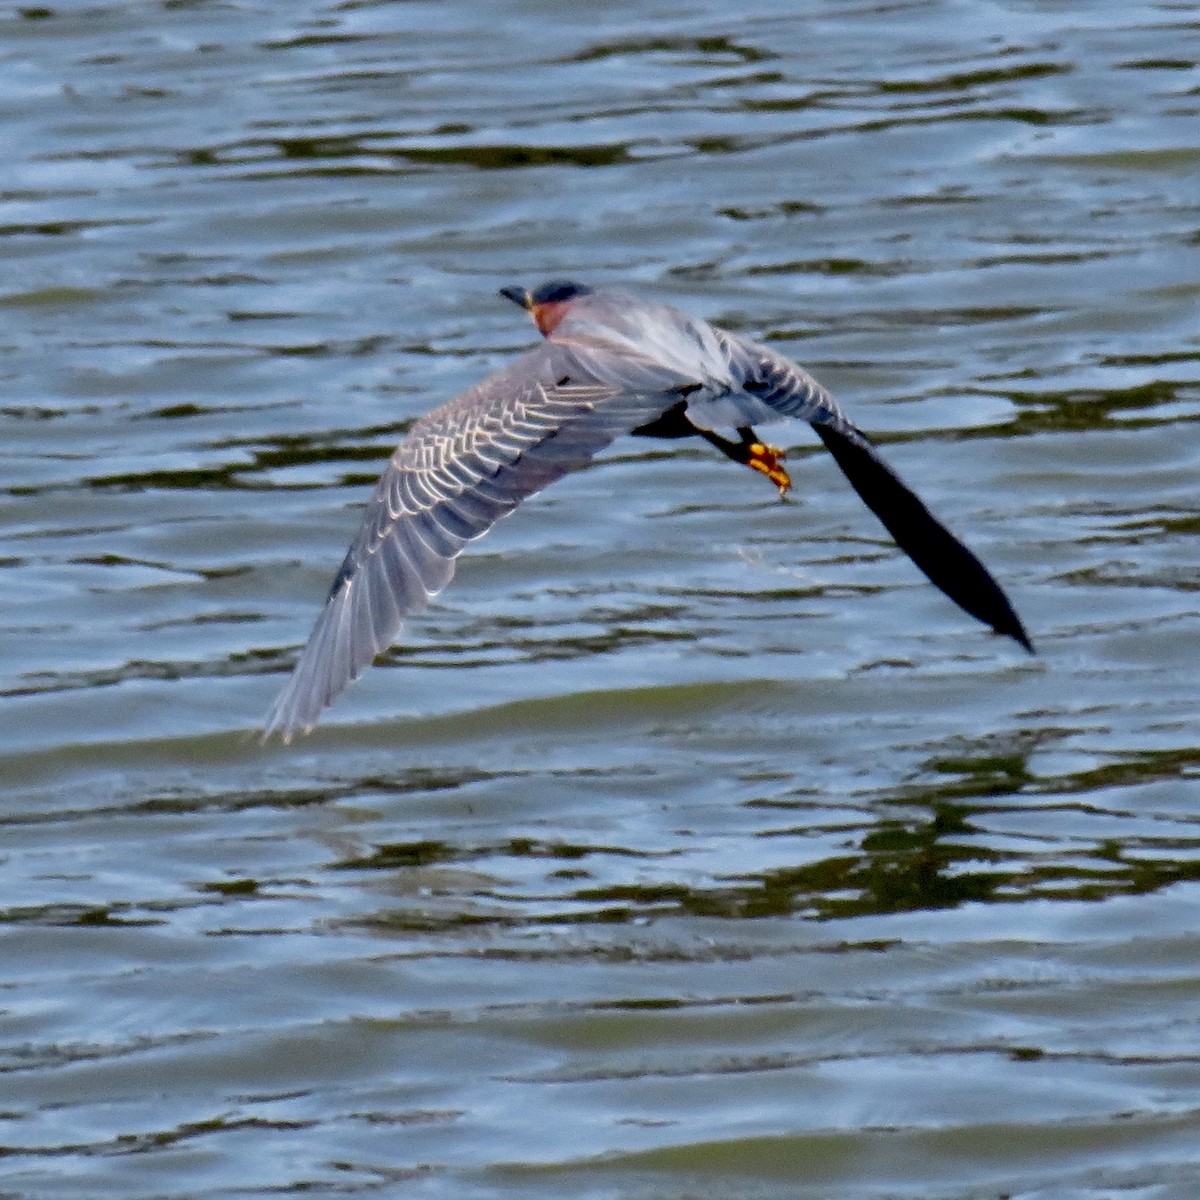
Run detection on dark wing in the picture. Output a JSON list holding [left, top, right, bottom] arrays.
[[263, 343, 677, 742], [810, 421, 1033, 651], [719, 330, 1033, 652]]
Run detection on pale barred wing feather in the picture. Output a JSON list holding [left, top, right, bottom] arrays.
[[715, 328, 847, 428], [263, 343, 675, 742]]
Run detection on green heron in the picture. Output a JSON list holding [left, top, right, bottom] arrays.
[[263, 280, 1032, 742]]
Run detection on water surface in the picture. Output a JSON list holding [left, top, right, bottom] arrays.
[[2, 2, 1199, 1197]]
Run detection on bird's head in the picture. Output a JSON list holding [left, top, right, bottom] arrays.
[[500, 279, 593, 336]]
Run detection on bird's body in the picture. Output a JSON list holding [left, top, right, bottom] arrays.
[[263, 281, 1031, 742]]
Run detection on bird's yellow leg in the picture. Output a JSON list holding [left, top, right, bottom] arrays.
[[744, 440, 791, 497], [692, 422, 793, 499]]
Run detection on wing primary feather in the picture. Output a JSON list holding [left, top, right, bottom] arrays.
[[426, 497, 488, 542], [359, 550, 404, 644], [406, 508, 465, 560], [392, 519, 453, 595]]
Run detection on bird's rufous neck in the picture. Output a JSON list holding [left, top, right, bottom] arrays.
[[531, 300, 572, 336]]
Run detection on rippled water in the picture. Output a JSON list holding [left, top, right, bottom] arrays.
[[3, 2, 1199, 1197]]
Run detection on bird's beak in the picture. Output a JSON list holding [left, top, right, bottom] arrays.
[[499, 285, 532, 310]]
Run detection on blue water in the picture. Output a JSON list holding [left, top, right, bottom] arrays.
[[2, 2, 1199, 1197]]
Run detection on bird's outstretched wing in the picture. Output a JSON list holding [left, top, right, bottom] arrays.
[[810, 421, 1033, 651], [263, 343, 674, 742], [719, 330, 1033, 652]]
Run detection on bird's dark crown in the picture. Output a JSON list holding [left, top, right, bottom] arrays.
[[529, 279, 592, 305]]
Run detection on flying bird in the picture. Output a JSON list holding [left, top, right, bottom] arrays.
[[263, 280, 1032, 742]]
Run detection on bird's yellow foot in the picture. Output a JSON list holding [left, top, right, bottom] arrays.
[[746, 442, 791, 497]]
